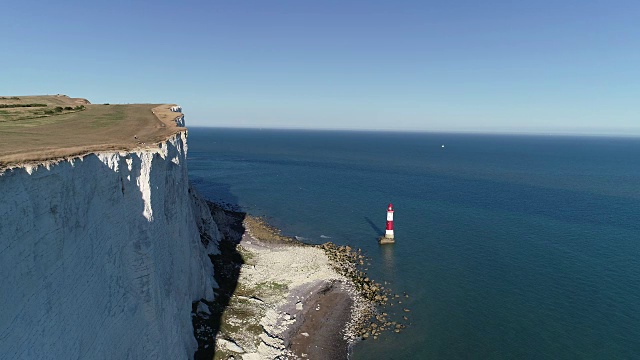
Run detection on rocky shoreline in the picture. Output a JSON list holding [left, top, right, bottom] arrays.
[[192, 204, 408, 359]]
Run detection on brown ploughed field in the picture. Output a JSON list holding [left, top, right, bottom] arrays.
[[0, 95, 184, 169]]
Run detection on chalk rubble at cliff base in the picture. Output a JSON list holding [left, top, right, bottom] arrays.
[[204, 233, 366, 359], [193, 214, 409, 360]]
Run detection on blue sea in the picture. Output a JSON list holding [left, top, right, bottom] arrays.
[[188, 128, 640, 359]]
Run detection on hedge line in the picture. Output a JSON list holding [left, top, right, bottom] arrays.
[[0, 103, 48, 108]]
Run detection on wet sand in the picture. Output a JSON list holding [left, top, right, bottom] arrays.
[[288, 282, 353, 359]]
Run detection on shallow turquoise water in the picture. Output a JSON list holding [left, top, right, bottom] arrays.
[[188, 128, 640, 359]]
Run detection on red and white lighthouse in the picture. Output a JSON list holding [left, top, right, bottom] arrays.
[[385, 203, 394, 239]]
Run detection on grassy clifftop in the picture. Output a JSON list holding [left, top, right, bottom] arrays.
[[0, 95, 184, 169]]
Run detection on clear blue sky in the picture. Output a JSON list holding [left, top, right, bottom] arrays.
[[2, 0, 639, 135]]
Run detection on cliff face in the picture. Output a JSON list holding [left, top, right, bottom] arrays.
[[0, 132, 220, 359]]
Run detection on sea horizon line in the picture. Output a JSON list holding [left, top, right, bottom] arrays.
[[188, 126, 640, 139]]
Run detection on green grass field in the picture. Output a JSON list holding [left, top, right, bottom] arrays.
[[0, 95, 184, 169]]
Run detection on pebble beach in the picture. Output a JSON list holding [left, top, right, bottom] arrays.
[[192, 209, 407, 360], [191, 204, 409, 360]]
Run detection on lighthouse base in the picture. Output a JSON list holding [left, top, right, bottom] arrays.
[[378, 236, 395, 244]]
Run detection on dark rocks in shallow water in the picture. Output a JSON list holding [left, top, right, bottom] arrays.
[[317, 241, 411, 341]]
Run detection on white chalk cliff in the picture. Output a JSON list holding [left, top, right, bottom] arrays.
[[0, 131, 220, 359]]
